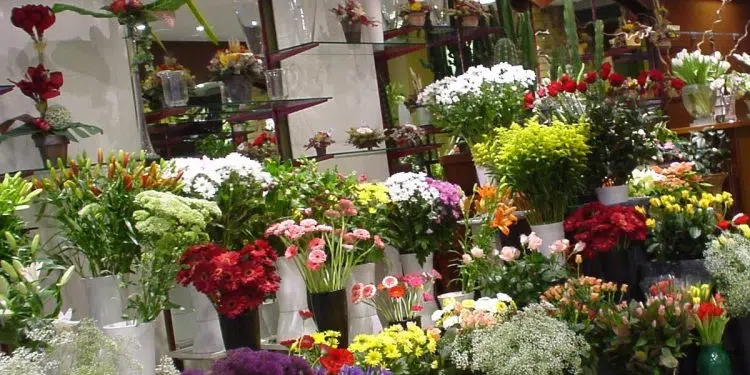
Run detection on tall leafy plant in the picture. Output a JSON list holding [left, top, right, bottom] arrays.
[[563, 0, 582, 74]]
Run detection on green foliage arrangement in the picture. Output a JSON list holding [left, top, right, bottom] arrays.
[[130, 190, 220, 322], [0, 173, 41, 260], [473, 118, 590, 225]]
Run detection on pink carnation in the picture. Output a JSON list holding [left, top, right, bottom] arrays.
[[315, 224, 334, 233], [300, 218, 318, 228], [284, 225, 307, 240]]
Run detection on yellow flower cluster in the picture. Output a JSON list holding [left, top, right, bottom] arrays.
[[355, 182, 391, 214], [648, 192, 732, 216], [349, 323, 438, 370], [288, 330, 340, 352]]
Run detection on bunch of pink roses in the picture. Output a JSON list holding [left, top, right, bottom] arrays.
[[266, 198, 385, 293], [353, 272, 440, 325]]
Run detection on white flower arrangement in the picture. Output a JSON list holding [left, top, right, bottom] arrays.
[[671, 49, 731, 85], [170, 153, 274, 199], [705, 233, 750, 317], [733, 52, 750, 67], [383, 172, 439, 204]]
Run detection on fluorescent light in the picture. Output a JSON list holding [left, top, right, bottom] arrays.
[[135, 24, 146, 31], [196, 25, 205, 32], [478, 0, 495, 3], [251, 21, 258, 26]]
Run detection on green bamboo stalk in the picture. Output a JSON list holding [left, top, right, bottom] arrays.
[[563, 0, 582, 74], [594, 19, 604, 69]]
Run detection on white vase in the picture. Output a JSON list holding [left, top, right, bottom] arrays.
[[529, 221, 565, 257], [399, 253, 437, 328], [396, 103, 410, 126], [437, 291, 474, 309], [188, 287, 224, 354], [103, 320, 155, 375], [347, 263, 382, 341], [82, 275, 123, 328], [475, 165, 491, 186], [415, 107, 432, 126], [596, 185, 630, 205], [380, 245, 403, 278], [260, 299, 279, 340], [276, 258, 316, 342]]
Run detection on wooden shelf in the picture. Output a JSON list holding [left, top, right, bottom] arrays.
[[672, 119, 750, 135]]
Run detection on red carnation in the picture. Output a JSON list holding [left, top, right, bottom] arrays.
[[577, 81, 588, 93], [671, 78, 685, 91], [11, 5, 56, 39], [565, 202, 647, 258], [600, 62, 612, 80], [320, 347, 355, 374], [563, 80, 577, 93], [608, 72, 625, 87], [584, 71, 598, 84]]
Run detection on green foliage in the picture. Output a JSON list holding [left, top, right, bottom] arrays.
[[0, 173, 41, 261], [473, 118, 590, 224], [550, 47, 567, 81], [130, 191, 219, 322], [386, 83, 406, 125], [499, 0, 515, 43], [209, 171, 270, 249], [563, 0, 582, 74], [517, 11, 536, 71], [594, 20, 605, 69], [493, 38, 522, 66]]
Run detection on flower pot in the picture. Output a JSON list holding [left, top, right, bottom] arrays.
[[439, 153, 479, 195], [218, 309, 261, 350], [386, 318, 421, 330], [315, 146, 328, 157], [697, 345, 732, 375], [437, 291, 474, 309], [82, 276, 123, 328], [415, 107, 431, 126], [703, 172, 728, 194], [378, 245, 403, 280], [596, 185, 630, 205], [32, 133, 69, 167], [475, 165, 491, 186], [307, 289, 349, 346], [157, 70, 189, 107], [682, 84, 717, 126], [347, 263, 382, 342], [531, 0, 554, 7], [222, 75, 251, 103], [714, 92, 737, 123], [529, 221, 565, 258], [103, 320, 155, 375], [407, 12, 426, 27], [461, 15, 479, 27], [259, 299, 279, 340], [188, 287, 224, 354], [276, 258, 315, 342], [341, 21, 362, 43], [400, 253, 437, 328]]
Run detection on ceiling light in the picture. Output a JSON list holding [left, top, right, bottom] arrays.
[[135, 24, 146, 31], [251, 21, 258, 26], [196, 25, 205, 32]]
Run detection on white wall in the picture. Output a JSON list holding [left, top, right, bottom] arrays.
[[0, 0, 139, 174]]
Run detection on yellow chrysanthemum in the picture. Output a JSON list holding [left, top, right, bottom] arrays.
[[646, 218, 656, 228], [364, 350, 383, 366]]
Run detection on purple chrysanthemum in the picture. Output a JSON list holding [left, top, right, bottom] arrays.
[[208, 349, 313, 375], [426, 177, 464, 219]]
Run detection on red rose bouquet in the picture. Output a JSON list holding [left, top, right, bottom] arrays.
[[352, 272, 439, 325], [176, 240, 280, 317], [564, 202, 647, 258]]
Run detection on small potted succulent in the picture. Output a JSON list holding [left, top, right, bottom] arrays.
[[305, 130, 335, 156], [330, 0, 379, 43], [386, 124, 425, 148], [347, 126, 385, 150], [446, 0, 489, 27], [399, 0, 431, 27]]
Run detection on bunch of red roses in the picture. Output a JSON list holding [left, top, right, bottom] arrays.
[[564, 202, 647, 258], [176, 240, 280, 318]]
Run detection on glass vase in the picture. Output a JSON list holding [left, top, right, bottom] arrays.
[[157, 70, 189, 107], [233, 0, 264, 53], [697, 344, 732, 375], [264, 69, 287, 100], [713, 92, 737, 123], [222, 75, 251, 103], [682, 84, 717, 126], [124, 26, 158, 158]]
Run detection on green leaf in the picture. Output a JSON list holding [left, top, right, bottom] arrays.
[[659, 348, 679, 368], [51, 3, 114, 18], [666, 337, 677, 348], [635, 336, 648, 347], [689, 227, 702, 239]]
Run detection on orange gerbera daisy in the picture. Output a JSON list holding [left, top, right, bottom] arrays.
[[388, 285, 406, 299]]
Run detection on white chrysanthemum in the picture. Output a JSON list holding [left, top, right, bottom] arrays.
[[384, 172, 439, 203], [170, 153, 274, 198]]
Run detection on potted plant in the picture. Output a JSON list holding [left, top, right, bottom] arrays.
[[347, 126, 385, 150], [305, 131, 335, 156], [672, 49, 731, 126], [473, 118, 590, 248], [208, 41, 264, 103], [2, 6, 102, 165], [399, 0, 430, 27], [330, 0, 379, 43], [671, 130, 731, 193], [239, 130, 280, 161], [177, 241, 280, 350], [352, 273, 438, 328], [446, 0, 490, 27], [386, 124, 425, 148], [265, 200, 386, 345], [687, 283, 732, 374]]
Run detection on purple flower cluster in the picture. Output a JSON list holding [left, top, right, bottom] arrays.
[[314, 366, 393, 375], [426, 177, 464, 219], [183, 349, 313, 375]]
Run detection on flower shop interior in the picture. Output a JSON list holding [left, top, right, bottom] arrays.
[[2, 0, 750, 374]]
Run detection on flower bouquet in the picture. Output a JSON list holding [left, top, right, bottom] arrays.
[[565, 202, 648, 259], [266, 199, 385, 343], [305, 131, 335, 156], [418, 63, 535, 147], [352, 272, 438, 327], [399, 0, 431, 27], [348, 323, 439, 373], [347, 126, 385, 150], [330, 0, 379, 43], [239, 131, 280, 161], [630, 162, 704, 197], [386, 124, 425, 148], [672, 49, 731, 125], [176, 241, 280, 349], [445, 0, 490, 27], [1, 12, 102, 165], [705, 233, 750, 318], [209, 41, 264, 103]]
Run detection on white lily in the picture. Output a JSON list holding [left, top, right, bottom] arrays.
[[19, 262, 43, 283]]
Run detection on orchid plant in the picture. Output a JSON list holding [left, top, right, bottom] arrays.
[[266, 199, 386, 293]]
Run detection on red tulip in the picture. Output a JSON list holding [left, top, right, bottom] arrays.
[[671, 78, 685, 91], [608, 72, 625, 87], [577, 81, 588, 93], [11, 5, 56, 39], [600, 62, 612, 80], [563, 80, 577, 93], [584, 71, 598, 84], [648, 69, 665, 82], [637, 71, 648, 87], [560, 74, 571, 84]]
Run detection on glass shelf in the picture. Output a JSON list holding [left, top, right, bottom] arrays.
[[144, 97, 332, 125], [297, 143, 441, 162], [0, 85, 13, 96]]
